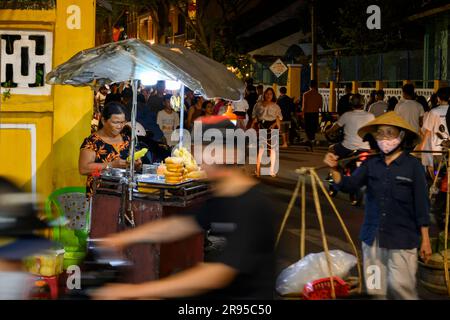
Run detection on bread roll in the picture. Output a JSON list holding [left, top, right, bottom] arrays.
[[166, 163, 184, 172], [165, 157, 184, 164], [164, 170, 184, 178]]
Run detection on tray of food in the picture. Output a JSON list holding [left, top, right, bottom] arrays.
[[137, 174, 195, 187]]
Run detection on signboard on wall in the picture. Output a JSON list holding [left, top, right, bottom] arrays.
[[269, 59, 288, 78]]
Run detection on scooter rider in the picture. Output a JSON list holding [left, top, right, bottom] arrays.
[[323, 112, 432, 299], [325, 93, 375, 159]]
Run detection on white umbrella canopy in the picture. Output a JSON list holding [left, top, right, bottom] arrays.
[[46, 38, 244, 101]]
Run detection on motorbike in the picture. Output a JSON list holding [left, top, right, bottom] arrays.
[[60, 240, 132, 300], [320, 112, 339, 137]]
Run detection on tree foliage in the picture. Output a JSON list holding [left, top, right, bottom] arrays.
[[298, 0, 427, 55], [96, 0, 255, 76]]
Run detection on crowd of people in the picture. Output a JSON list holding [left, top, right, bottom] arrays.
[[89, 78, 299, 178], [332, 83, 450, 181]]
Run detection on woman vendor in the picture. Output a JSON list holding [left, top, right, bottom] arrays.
[[79, 102, 141, 198]]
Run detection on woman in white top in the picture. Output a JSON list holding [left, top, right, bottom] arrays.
[[251, 88, 283, 177]]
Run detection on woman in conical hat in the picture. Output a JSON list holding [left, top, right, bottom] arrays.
[[357, 111, 421, 150], [324, 111, 431, 300]]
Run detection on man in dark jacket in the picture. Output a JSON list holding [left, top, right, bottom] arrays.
[[277, 87, 295, 147]]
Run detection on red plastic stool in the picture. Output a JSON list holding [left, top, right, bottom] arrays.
[[37, 276, 59, 299]]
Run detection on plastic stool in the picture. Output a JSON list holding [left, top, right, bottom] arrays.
[[37, 276, 59, 300]]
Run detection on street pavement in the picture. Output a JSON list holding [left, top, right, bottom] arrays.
[[252, 142, 448, 300]]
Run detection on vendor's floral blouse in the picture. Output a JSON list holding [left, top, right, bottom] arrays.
[[80, 133, 130, 198]]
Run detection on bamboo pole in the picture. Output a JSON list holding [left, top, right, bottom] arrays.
[[310, 173, 336, 299], [300, 175, 306, 259], [275, 176, 302, 248], [310, 169, 362, 294]]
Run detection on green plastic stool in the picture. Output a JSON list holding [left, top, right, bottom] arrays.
[[45, 187, 89, 267]]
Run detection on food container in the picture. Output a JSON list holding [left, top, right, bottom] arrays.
[[24, 249, 65, 277], [142, 164, 158, 175], [110, 168, 127, 177], [418, 237, 450, 295]]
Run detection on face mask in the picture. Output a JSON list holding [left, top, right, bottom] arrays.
[[377, 136, 402, 154], [0, 271, 34, 299]]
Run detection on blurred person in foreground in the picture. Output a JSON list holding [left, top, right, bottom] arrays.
[[323, 112, 431, 299], [91, 116, 276, 300], [0, 177, 52, 299]]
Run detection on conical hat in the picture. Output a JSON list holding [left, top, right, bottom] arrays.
[[357, 111, 421, 144]]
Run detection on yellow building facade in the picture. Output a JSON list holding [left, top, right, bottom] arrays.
[[0, 0, 95, 200]]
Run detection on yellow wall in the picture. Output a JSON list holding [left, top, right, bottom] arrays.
[[0, 1, 95, 198], [0, 114, 54, 196], [287, 64, 301, 101], [52, 0, 95, 189]]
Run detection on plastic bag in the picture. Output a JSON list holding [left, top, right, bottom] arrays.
[[276, 250, 357, 296]]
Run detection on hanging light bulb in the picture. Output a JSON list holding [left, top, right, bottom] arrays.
[[166, 80, 181, 90], [140, 71, 159, 86]]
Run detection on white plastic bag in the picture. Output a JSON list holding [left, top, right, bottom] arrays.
[[276, 250, 357, 296]]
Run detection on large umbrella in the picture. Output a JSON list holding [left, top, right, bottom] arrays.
[[46, 38, 244, 173], [46, 38, 244, 226], [46, 38, 243, 100]]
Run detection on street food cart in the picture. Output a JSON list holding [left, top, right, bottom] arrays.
[[90, 172, 209, 283], [46, 39, 245, 283]]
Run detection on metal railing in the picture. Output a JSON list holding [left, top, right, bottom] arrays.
[[317, 87, 435, 111]]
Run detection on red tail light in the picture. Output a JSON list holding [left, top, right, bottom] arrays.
[[359, 152, 369, 162]]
